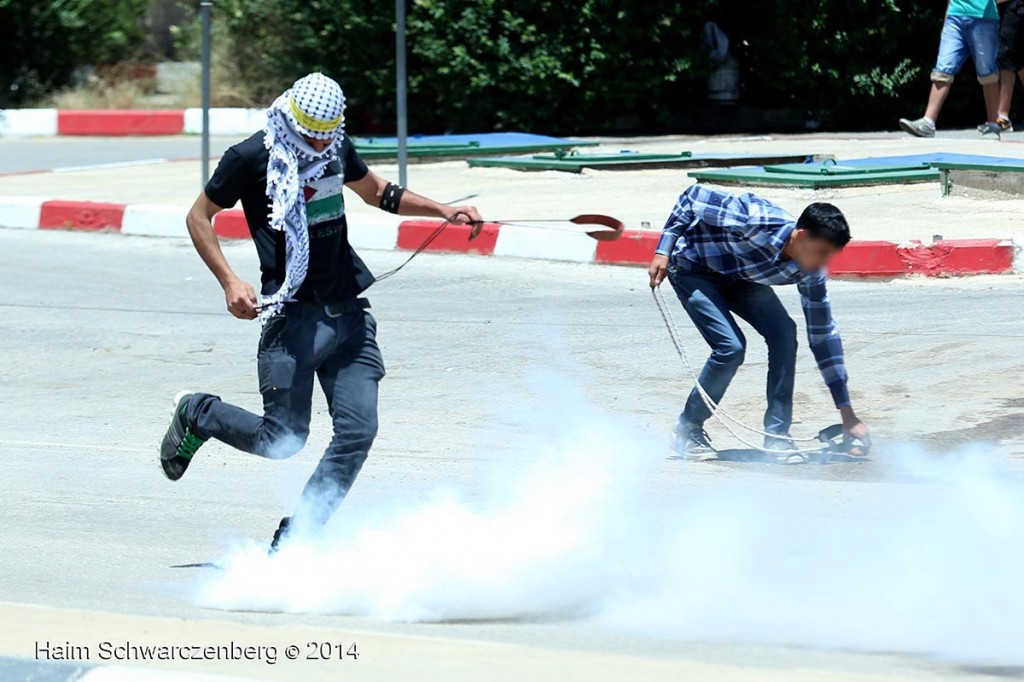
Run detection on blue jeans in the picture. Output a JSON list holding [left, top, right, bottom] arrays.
[[933, 15, 1000, 83], [190, 303, 385, 530], [668, 265, 797, 436]]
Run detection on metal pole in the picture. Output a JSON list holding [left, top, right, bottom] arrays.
[[200, 0, 212, 186], [395, 0, 408, 187]]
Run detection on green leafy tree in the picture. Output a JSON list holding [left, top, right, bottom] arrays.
[[716, 0, 950, 128], [203, 0, 711, 133], [204, 0, 963, 132], [209, 0, 395, 128], [406, 1, 711, 132], [0, 0, 150, 106], [2, 0, 991, 131]]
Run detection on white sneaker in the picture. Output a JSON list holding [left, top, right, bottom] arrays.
[[763, 434, 805, 464], [899, 117, 936, 138], [669, 420, 716, 459]]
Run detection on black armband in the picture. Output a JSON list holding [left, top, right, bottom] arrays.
[[380, 182, 406, 214]]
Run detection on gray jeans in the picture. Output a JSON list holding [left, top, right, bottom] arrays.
[[190, 303, 385, 530]]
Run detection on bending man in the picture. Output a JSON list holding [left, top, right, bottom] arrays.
[[159, 73, 482, 549], [648, 185, 870, 458]]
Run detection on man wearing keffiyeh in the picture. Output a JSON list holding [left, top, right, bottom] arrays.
[[158, 73, 483, 551]]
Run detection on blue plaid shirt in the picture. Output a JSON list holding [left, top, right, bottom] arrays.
[[656, 185, 850, 408]]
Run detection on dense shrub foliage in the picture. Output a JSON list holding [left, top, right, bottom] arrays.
[[211, 0, 959, 132], [3, 1, 983, 131], [0, 0, 151, 105]]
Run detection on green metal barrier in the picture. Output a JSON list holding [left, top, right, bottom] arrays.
[[467, 150, 832, 173], [931, 160, 1024, 197], [354, 138, 598, 160], [689, 161, 939, 188]]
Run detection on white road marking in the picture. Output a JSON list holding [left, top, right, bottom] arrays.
[[0, 440, 146, 453], [53, 159, 168, 173]]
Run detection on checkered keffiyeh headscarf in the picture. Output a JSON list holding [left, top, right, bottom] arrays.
[[260, 72, 346, 322]]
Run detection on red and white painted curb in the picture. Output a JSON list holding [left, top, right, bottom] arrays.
[[0, 108, 265, 137], [385, 220, 1020, 277], [0, 197, 1016, 276]]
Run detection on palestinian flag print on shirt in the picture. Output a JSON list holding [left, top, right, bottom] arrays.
[[303, 172, 345, 228]]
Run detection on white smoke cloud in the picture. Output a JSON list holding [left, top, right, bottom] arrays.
[[599, 444, 1024, 665], [197, 383, 651, 621], [195, 377, 1024, 667]]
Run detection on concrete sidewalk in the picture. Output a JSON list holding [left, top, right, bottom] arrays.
[[3, 132, 1024, 276], [2, 132, 1024, 243]]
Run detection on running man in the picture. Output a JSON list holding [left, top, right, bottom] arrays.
[[648, 185, 871, 457], [899, 0, 1002, 138], [159, 73, 482, 549]]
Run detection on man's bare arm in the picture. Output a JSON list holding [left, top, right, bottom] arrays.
[[185, 192, 258, 320], [346, 170, 484, 237]]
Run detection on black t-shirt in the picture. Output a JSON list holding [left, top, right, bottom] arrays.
[[205, 132, 374, 303]]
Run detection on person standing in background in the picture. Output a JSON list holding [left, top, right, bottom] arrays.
[[900, 0, 1002, 138], [995, 0, 1024, 131]]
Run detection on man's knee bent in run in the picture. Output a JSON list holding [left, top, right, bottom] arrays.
[[189, 391, 310, 459], [258, 424, 309, 459], [244, 393, 311, 459], [711, 337, 746, 370]]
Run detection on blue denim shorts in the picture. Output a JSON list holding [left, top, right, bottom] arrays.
[[933, 14, 1000, 83]]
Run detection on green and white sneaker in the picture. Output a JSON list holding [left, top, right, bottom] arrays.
[[159, 391, 206, 481]]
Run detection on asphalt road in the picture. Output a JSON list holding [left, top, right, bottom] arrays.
[[2, 228, 1024, 680], [0, 135, 242, 174]]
